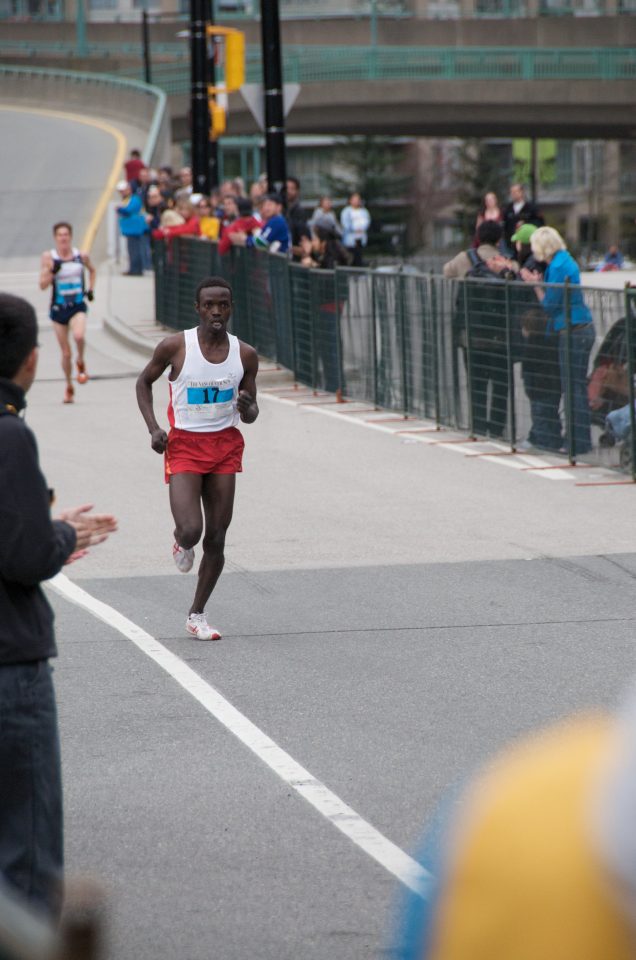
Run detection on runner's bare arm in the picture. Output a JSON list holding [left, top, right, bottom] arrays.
[[136, 335, 183, 453], [82, 253, 97, 294], [237, 342, 259, 424], [39, 252, 54, 290]]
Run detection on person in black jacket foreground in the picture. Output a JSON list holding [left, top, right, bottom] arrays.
[[0, 293, 117, 920]]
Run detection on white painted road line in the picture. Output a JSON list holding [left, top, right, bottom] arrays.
[[263, 392, 576, 481], [49, 573, 434, 900]]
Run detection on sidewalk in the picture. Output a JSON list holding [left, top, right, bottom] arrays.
[[100, 260, 166, 360]]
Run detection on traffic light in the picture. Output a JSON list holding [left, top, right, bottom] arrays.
[[206, 25, 245, 94], [206, 25, 244, 142], [209, 99, 226, 141]]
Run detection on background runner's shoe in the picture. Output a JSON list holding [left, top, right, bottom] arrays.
[[76, 361, 89, 384], [186, 613, 221, 641], [63, 384, 74, 404], [173, 542, 194, 573]]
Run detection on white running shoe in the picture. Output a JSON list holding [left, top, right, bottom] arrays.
[[173, 542, 194, 573], [186, 613, 221, 641]]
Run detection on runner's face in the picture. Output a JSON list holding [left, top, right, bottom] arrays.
[[195, 286, 232, 333], [54, 228, 72, 255]]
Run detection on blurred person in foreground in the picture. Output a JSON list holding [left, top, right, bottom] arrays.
[[521, 225, 595, 455], [395, 682, 636, 960], [0, 293, 117, 920], [39, 222, 96, 404]]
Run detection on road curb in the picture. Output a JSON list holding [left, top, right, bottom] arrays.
[[102, 313, 157, 359]]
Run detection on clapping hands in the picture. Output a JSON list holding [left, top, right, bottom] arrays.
[[58, 504, 118, 564]]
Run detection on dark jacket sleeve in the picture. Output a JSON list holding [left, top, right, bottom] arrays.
[[0, 420, 76, 585]]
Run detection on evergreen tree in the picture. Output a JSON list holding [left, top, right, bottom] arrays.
[[324, 136, 412, 253]]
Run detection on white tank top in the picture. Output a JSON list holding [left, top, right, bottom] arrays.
[[51, 248, 85, 306], [168, 327, 244, 433]]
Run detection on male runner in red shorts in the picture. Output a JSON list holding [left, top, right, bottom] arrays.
[[136, 276, 259, 640], [39, 222, 95, 404]]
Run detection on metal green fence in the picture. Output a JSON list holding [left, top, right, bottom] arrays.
[[116, 44, 636, 92], [153, 238, 636, 478]]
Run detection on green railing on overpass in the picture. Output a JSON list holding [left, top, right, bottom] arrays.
[[4, 0, 635, 20], [0, 38, 188, 57], [149, 0, 408, 18], [113, 45, 636, 93]]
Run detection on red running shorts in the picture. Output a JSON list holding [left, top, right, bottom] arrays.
[[164, 426, 244, 484]]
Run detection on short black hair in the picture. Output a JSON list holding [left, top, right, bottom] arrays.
[[264, 192, 283, 205], [53, 222, 73, 235], [0, 294, 38, 379], [477, 221, 503, 245], [195, 276, 233, 304], [287, 176, 300, 189]]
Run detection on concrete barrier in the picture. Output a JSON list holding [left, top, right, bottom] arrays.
[[0, 66, 171, 169]]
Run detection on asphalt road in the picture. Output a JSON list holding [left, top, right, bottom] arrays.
[[0, 106, 143, 269], [20, 324, 636, 960], [2, 106, 636, 960]]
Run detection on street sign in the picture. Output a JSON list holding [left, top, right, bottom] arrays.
[[240, 83, 301, 131]]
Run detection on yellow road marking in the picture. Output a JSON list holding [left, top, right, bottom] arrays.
[[0, 105, 127, 252]]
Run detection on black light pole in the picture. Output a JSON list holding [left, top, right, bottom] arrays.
[[530, 137, 538, 205], [260, 0, 287, 197], [141, 9, 152, 85], [190, 0, 210, 194], [207, 0, 219, 190]]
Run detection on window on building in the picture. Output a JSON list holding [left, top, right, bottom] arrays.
[[475, 0, 525, 15], [579, 216, 601, 243], [554, 141, 574, 189], [620, 143, 636, 195]]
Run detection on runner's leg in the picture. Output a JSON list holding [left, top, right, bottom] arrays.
[[189, 473, 235, 616], [51, 321, 72, 388], [70, 311, 87, 372], [169, 473, 204, 550]]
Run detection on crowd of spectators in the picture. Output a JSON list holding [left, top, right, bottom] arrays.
[[444, 181, 602, 456], [115, 149, 372, 278]]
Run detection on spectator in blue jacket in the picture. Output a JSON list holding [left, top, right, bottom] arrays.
[[521, 226, 595, 455], [116, 180, 147, 276]]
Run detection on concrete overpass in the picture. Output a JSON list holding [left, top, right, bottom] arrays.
[[1, 15, 635, 140]]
